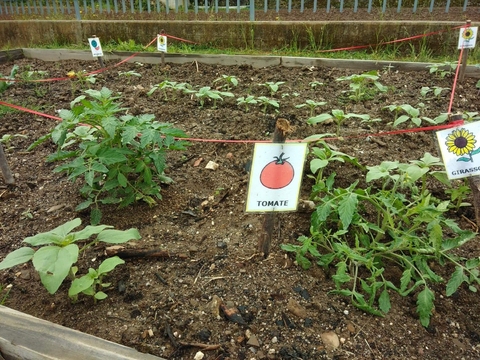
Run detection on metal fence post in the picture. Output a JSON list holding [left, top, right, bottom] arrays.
[[249, 0, 254, 21], [74, 0, 81, 19]]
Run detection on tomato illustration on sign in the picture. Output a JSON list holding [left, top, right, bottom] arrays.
[[260, 152, 294, 189]]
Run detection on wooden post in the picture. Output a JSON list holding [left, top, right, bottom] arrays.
[[257, 118, 293, 258], [458, 20, 471, 83], [0, 142, 14, 185]]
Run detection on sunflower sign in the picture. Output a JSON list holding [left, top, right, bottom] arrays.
[[246, 143, 308, 212], [436, 123, 480, 180], [157, 35, 167, 52], [458, 26, 477, 49]]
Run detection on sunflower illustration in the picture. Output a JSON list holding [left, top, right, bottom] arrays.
[[445, 128, 479, 162], [462, 28, 474, 40]]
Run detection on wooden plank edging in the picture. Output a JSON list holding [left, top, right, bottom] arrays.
[[19, 49, 480, 78], [0, 306, 165, 360]]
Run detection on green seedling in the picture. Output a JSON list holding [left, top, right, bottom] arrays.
[[193, 86, 233, 108], [336, 70, 388, 102], [259, 81, 285, 96], [236, 95, 258, 112], [463, 112, 480, 122], [256, 96, 279, 114], [0, 218, 140, 301], [0, 284, 11, 305], [426, 61, 457, 78], [420, 86, 450, 99], [0, 64, 19, 94], [295, 99, 327, 117], [213, 74, 239, 91], [383, 104, 448, 127], [118, 70, 142, 84], [147, 80, 178, 100], [309, 81, 324, 90], [0, 133, 28, 151], [308, 109, 370, 136], [20, 208, 33, 220]]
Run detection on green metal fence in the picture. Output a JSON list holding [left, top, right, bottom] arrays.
[[0, 0, 475, 21]]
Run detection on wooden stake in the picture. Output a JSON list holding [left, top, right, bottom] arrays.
[[0, 142, 14, 185], [458, 20, 471, 83], [257, 118, 293, 258]]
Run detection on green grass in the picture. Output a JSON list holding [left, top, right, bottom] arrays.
[[6, 38, 480, 65], [0, 284, 10, 305]]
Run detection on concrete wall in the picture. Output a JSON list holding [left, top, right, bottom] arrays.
[[0, 20, 476, 54]]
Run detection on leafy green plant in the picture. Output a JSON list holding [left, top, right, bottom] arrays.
[[420, 86, 449, 99], [295, 99, 327, 117], [259, 81, 285, 96], [0, 133, 28, 151], [0, 218, 140, 301], [282, 151, 479, 327], [147, 80, 182, 100], [0, 64, 19, 94], [383, 104, 448, 127], [426, 61, 457, 78], [309, 81, 324, 90], [445, 179, 471, 211], [192, 86, 234, 108], [256, 96, 279, 114], [213, 74, 239, 91], [307, 109, 370, 136], [29, 87, 189, 224], [336, 70, 388, 102], [463, 111, 480, 122], [236, 95, 258, 112], [118, 70, 142, 84]]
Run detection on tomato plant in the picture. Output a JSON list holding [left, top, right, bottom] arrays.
[[260, 152, 294, 189]]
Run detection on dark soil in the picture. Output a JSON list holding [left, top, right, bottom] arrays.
[[1, 54, 480, 360]]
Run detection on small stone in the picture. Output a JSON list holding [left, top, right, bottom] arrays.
[[271, 336, 278, 343], [246, 334, 260, 347], [193, 351, 205, 360], [193, 158, 203, 167], [321, 331, 340, 350], [287, 298, 307, 319], [205, 295, 222, 318], [347, 322, 356, 334], [205, 161, 219, 170]]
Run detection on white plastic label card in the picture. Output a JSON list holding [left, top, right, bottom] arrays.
[[157, 35, 167, 52], [88, 37, 103, 57], [246, 143, 308, 212], [458, 27, 477, 49], [436, 121, 480, 180]]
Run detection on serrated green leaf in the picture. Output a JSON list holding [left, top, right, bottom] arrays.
[[90, 208, 102, 226], [446, 266, 468, 296], [400, 268, 412, 293], [378, 289, 391, 313], [416, 287, 435, 327], [117, 172, 128, 187], [338, 192, 357, 229]]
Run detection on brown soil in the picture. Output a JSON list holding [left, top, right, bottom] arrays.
[[1, 54, 480, 360]]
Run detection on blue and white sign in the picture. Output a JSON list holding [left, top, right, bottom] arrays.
[[157, 35, 167, 52], [88, 37, 103, 57]]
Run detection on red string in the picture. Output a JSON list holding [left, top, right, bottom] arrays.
[[0, 101, 464, 144]]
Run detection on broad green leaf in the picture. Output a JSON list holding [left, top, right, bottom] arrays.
[[0, 247, 35, 270], [393, 115, 410, 127], [416, 287, 435, 327], [97, 228, 141, 244], [69, 274, 95, 296], [33, 244, 79, 294], [378, 289, 391, 313], [307, 113, 332, 125], [97, 256, 125, 276], [310, 159, 328, 174], [117, 172, 128, 187], [73, 224, 112, 241], [24, 218, 82, 246], [98, 148, 127, 165], [446, 266, 468, 296], [94, 291, 108, 300]]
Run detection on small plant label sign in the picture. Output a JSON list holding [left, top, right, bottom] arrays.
[[246, 143, 307, 212], [436, 122, 480, 179], [457, 27, 477, 49], [157, 35, 167, 52], [88, 37, 103, 57]]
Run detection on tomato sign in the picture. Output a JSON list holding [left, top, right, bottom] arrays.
[[246, 143, 307, 212], [260, 153, 295, 189]]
